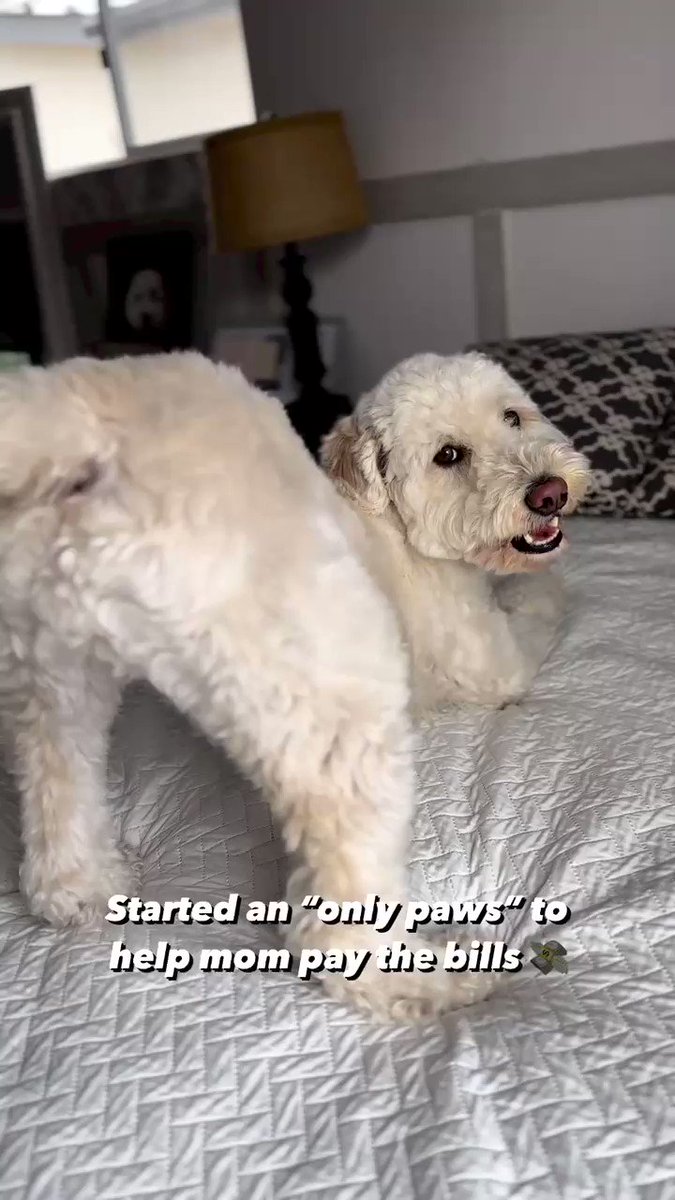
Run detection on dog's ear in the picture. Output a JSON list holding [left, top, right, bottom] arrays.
[[321, 416, 389, 514]]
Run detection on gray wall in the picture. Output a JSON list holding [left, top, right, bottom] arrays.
[[243, 0, 675, 178], [240, 0, 675, 394]]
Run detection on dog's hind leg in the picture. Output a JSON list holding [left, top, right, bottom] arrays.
[[110, 545, 490, 1022], [2, 650, 133, 925], [273, 706, 492, 1021]]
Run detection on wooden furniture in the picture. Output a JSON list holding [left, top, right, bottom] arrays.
[[0, 87, 75, 365]]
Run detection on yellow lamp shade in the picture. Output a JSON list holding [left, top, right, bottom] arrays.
[[206, 111, 368, 252]]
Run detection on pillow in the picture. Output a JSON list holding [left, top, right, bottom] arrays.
[[633, 418, 675, 516], [474, 328, 675, 515]]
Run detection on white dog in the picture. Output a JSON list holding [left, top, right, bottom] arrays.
[[323, 352, 590, 712], [0, 351, 588, 1022]]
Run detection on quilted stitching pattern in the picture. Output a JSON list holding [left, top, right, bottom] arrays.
[[1, 518, 674, 1200], [476, 329, 675, 517]]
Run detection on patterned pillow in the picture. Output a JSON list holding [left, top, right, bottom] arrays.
[[475, 329, 675, 515], [633, 413, 675, 515]]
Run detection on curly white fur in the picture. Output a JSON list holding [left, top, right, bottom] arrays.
[[0, 351, 589, 1023], [323, 352, 590, 710]]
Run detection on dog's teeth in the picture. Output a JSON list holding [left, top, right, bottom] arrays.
[[551, 516, 560, 527], [524, 533, 535, 544]]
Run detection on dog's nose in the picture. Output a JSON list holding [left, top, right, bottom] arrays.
[[525, 476, 568, 515]]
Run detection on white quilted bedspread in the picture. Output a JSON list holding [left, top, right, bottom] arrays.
[[1, 517, 674, 1200]]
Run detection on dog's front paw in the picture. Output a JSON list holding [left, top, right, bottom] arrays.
[[499, 572, 565, 621], [289, 919, 494, 1023], [21, 843, 139, 928], [324, 958, 493, 1023]]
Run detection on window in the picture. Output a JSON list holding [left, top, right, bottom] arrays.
[[0, 0, 255, 178]]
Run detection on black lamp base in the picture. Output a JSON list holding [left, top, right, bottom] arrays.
[[280, 241, 351, 458], [286, 385, 351, 459]]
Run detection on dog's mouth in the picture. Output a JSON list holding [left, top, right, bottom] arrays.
[[510, 516, 564, 556]]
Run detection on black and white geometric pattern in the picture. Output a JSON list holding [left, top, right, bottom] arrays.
[[634, 418, 675, 515], [476, 328, 675, 516]]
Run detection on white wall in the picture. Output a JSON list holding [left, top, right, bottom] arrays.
[[310, 218, 475, 397], [0, 10, 254, 177], [118, 11, 254, 146], [507, 197, 675, 339], [0, 43, 124, 176], [241, 0, 675, 395], [244, 0, 675, 180]]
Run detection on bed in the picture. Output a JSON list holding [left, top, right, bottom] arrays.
[[1, 513, 673, 1200], [2, 323, 675, 1199]]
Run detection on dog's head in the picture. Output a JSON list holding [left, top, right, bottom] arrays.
[[322, 352, 591, 573]]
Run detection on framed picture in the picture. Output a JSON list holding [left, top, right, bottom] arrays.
[[211, 319, 343, 403], [104, 230, 194, 351], [62, 214, 204, 359]]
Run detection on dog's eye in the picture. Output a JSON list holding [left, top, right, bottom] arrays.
[[433, 444, 464, 467], [504, 409, 521, 428]]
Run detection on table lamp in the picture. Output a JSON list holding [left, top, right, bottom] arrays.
[[206, 111, 368, 455]]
